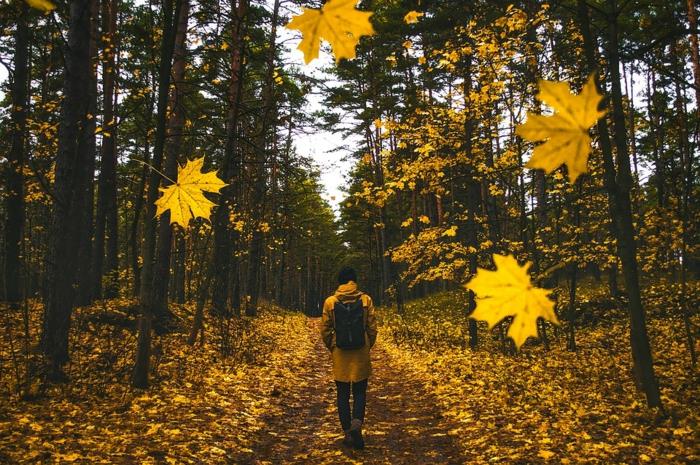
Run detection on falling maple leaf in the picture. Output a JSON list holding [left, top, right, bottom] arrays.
[[285, 0, 375, 64], [516, 74, 606, 183], [404, 10, 424, 24], [25, 0, 56, 12], [464, 253, 559, 349], [155, 157, 227, 227]]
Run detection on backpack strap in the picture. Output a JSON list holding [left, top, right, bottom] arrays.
[[332, 295, 367, 329], [331, 298, 344, 330], [358, 293, 368, 329]]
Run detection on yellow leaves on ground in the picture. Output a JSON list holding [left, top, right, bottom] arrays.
[[155, 157, 227, 227], [0, 300, 313, 463], [404, 11, 424, 24], [380, 287, 700, 464], [25, 0, 56, 12], [464, 253, 558, 349], [285, 0, 375, 64], [516, 74, 606, 183]]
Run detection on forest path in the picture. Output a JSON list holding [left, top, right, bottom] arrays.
[[233, 318, 468, 465]]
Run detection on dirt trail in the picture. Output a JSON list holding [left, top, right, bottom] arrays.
[[235, 318, 467, 464]]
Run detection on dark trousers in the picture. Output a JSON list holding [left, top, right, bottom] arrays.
[[335, 379, 368, 431]]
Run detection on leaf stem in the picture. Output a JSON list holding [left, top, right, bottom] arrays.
[[536, 262, 567, 282], [131, 158, 177, 185]]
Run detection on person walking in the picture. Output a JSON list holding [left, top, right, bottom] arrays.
[[320, 267, 377, 450]]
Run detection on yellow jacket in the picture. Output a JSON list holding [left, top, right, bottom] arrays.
[[320, 281, 377, 382]]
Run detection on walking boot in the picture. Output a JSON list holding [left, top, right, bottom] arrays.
[[349, 418, 364, 449]]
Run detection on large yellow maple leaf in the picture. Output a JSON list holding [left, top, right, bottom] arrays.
[[516, 74, 606, 183], [285, 0, 375, 64], [464, 254, 559, 349], [155, 157, 227, 227]]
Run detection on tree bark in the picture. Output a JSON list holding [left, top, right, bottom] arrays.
[[137, 0, 180, 313], [149, 0, 190, 319], [212, 0, 248, 317], [94, 0, 120, 299], [605, 0, 662, 408], [3, 1, 30, 305], [41, 0, 93, 380], [577, 0, 662, 408], [132, 0, 183, 389], [683, 0, 699, 367], [75, 0, 99, 308], [130, 140, 150, 297], [462, 55, 479, 349], [172, 232, 186, 304], [245, 0, 279, 316]]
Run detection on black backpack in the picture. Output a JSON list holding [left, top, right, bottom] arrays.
[[333, 297, 366, 350]]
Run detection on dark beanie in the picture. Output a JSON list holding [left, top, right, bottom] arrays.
[[337, 266, 357, 285]]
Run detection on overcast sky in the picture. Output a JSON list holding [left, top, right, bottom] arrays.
[[280, 9, 357, 214]]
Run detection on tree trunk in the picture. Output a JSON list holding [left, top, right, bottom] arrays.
[[149, 0, 190, 319], [173, 232, 186, 304], [212, 0, 248, 317], [675, 5, 700, 368], [605, 0, 662, 408], [577, 0, 662, 408], [566, 182, 582, 352], [130, 140, 150, 297], [245, 0, 279, 316], [132, 0, 183, 389], [41, 0, 93, 381], [94, 0, 120, 300], [462, 56, 479, 349], [379, 207, 392, 305], [3, 1, 30, 305], [137, 0, 180, 312], [567, 262, 578, 352], [646, 65, 665, 207], [526, 0, 547, 277], [75, 0, 99, 308]]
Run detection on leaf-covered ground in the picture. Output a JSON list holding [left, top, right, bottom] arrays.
[[381, 290, 700, 464], [1, 301, 319, 463], [1, 301, 466, 464], [1, 284, 698, 464]]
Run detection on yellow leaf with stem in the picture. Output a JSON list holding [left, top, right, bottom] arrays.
[[155, 157, 227, 227], [285, 0, 375, 64], [464, 254, 559, 349], [516, 74, 606, 183]]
